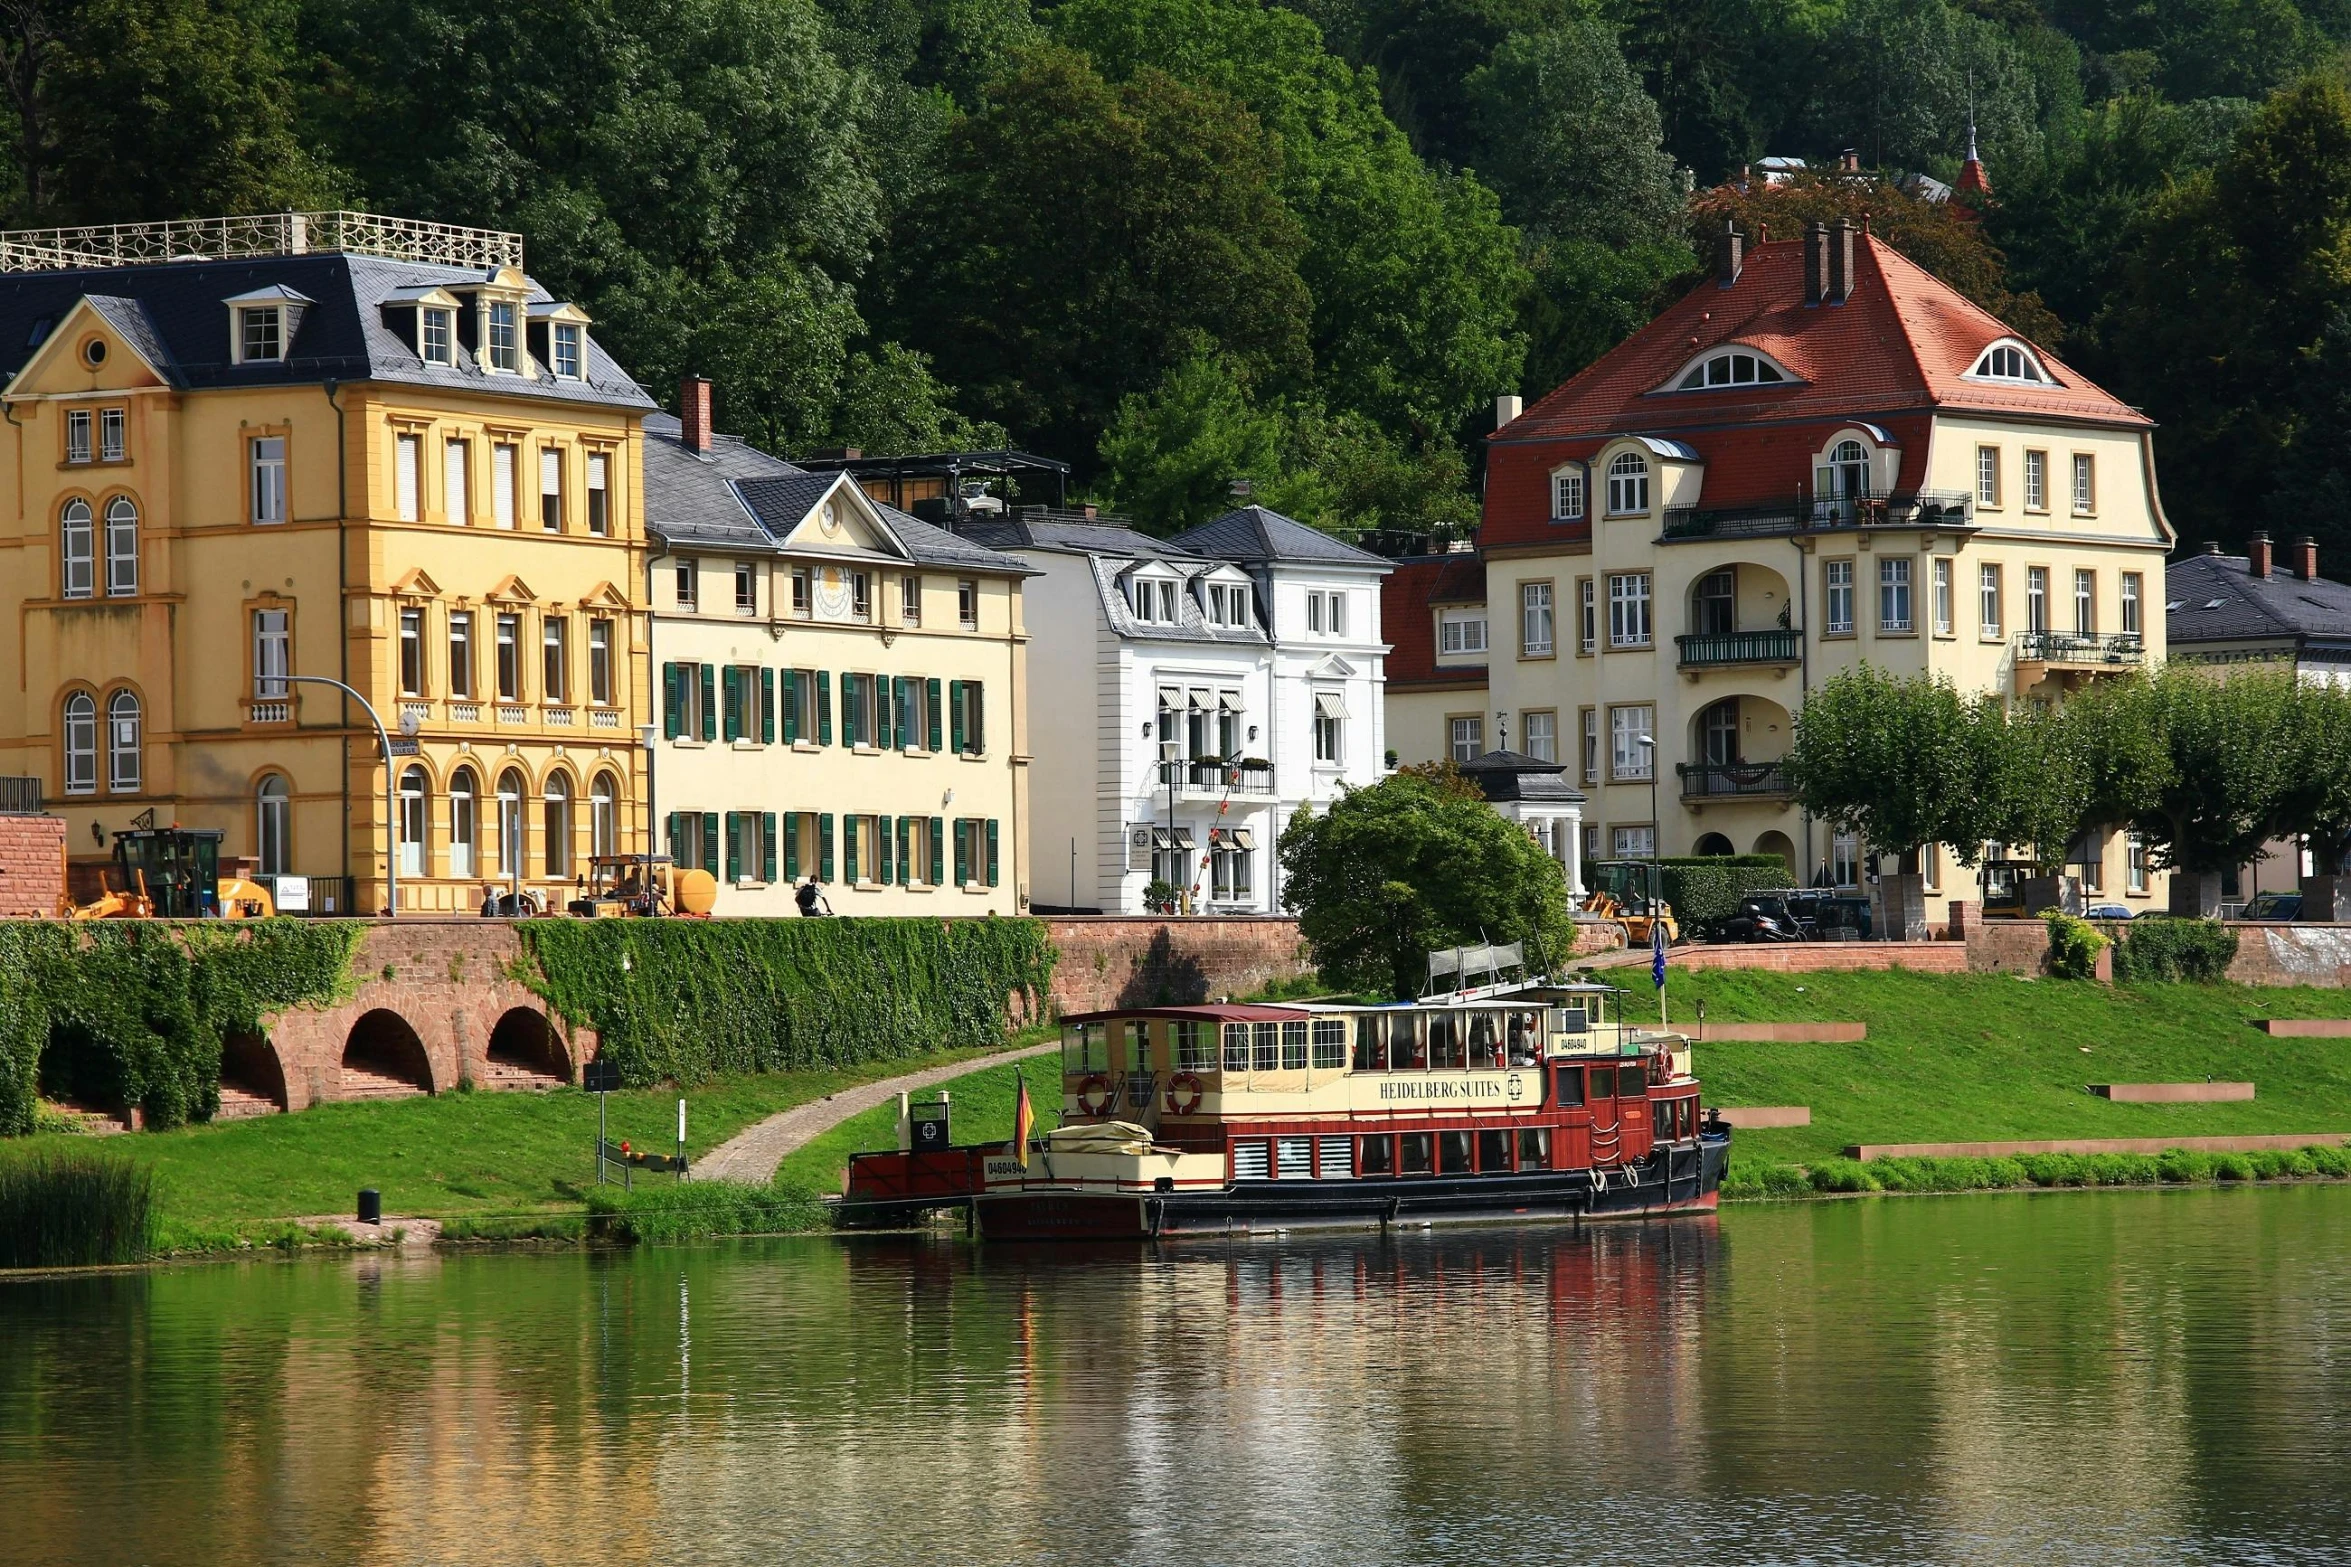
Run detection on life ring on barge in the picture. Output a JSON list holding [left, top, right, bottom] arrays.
[[1165, 1071, 1204, 1117], [1077, 1073, 1113, 1116]]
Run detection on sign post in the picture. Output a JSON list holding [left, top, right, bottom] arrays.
[[676, 1097, 687, 1182], [584, 1059, 622, 1182]]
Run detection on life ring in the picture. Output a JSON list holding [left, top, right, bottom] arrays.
[[1077, 1073, 1113, 1116], [1166, 1072, 1204, 1117]]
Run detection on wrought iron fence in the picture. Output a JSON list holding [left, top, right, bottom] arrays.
[[2014, 630, 2145, 665], [1677, 761, 1792, 799], [1662, 489, 1976, 540], [0, 211, 523, 273], [1161, 760, 1275, 795], [0, 776, 42, 814], [1676, 628, 1801, 667]]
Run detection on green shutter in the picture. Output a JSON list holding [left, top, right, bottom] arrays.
[[876, 814, 894, 884], [953, 819, 969, 887], [928, 677, 944, 753], [872, 675, 889, 749], [948, 680, 964, 755], [817, 671, 832, 744], [844, 815, 860, 883], [969, 681, 984, 753], [722, 667, 742, 743], [819, 812, 835, 881], [665, 811, 680, 856], [897, 817, 911, 885], [701, 812, 719, 876], [760, 669, 776, 745], [663, 663, 681, 739], [930, 816, 945, 886], [782, 671, 800, 744], [724, 812, 740, 882], [761, 812, 778, 882], [784, 812, 800, 881], [986, 818, 1000, 887], [699, 665, 717, 742]]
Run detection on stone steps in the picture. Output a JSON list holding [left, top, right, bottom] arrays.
[[215, 1082, 283, 1119], [479, 1057, 566, 1092], [43, 1098, 130, 1135], [338, 1063, 429, 1100]]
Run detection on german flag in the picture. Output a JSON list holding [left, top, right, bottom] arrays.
[[1011, 1071, 1035, 1169]]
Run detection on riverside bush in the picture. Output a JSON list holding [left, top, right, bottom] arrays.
[[587, 1180, 830, 1242], [2112, 917, 2238, 982], [1656, 855, 1792, 930], [2041, 909, 2110, 979], [0, 1144, 158, 1265], [1721, 1146, 2351, 1200]]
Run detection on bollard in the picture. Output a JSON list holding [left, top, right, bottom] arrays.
[[357, 1188, 382, 1225]]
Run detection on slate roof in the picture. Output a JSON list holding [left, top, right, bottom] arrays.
[[2165, 550, 2351, 646], [1457, 750, 1585, 805], [1166, 506, 1392, 569], [955, 512, 1193, 560]]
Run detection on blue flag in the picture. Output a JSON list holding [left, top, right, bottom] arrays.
[[1651, 916, 1668, 990]]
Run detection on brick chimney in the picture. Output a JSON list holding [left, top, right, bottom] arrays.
[[1719, 219, 1743, 287], [1830, 218, 1856, 304], [679, 375, 713, 454], [2248, 530, 2273, 578], [2293, 535, 2319, 580], [1804, 221, 1829, 305]]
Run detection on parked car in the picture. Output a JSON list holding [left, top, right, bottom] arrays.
[[2081, 902, 2135, 921], [2239, 891, 2302, 921]]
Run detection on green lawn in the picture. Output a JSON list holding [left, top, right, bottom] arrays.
[[1659, 969, 2351, 1165], [775, 1057, 1062, 1193]]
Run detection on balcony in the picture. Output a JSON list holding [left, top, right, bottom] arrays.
[[1663, 489, 1976, 542], [1160, 759, 1275, 797], [1677, 628, 1800, 669], [0, 776, 41, 814], [1678, 761, 1793, 800], [2014, 630, 2145, 693]]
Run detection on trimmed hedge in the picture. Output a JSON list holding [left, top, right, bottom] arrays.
[[2112, 917, 2238, 983], [1655, 855, 1793, 929], [519, 917, 1057, 1086], [1721, 1143, 2351, 1198]]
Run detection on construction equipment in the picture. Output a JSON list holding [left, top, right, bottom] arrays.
[[68, 826, 275, 919], [565, 854, 718, 918], [1580, 859, 1681, 946]]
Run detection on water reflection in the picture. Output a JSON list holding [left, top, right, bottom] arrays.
[[1, 1188, 2346, 1565]]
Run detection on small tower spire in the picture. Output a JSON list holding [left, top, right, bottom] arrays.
[[1956, 75, 1992, 200]]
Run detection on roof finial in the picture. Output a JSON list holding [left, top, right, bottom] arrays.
[[1966, 73, 1979, 166], [1955, 72, 1992, 201]]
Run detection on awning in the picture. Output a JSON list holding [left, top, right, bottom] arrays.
[[1217, 690, 1244, 712], [1314, 690, 1349, 719], [1207, 827, 1231, 847], [1151, 828, 1176, 850], [1230, 827, 1257, 851], [1171, 828, 1197, 851], [1188, 687, 1213, 709], [1156, 684, 1182, 709]]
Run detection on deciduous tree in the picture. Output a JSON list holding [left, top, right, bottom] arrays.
[[1786, 665, 1980, 867]]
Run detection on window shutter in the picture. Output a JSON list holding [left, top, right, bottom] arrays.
[[927, 677, 944, 753], [953, 820, 969, 887], [760, 669, 776, 744], [701, 812, 718, 876], [699, 665, 716, 741], [784, 812, 800, 881], [761, 812, 778, 883], [722, 667, 742, 742], [782, 671, 800, 744], [897, 817, 911, 884], [929, 817, 945, 886], [876, 674, 894, 749], [898, 678, 915, 752], [845, 815, 860, 884], [819, 812, 835, 881], [948, 681, 964, 755], [663, 663, 681, 739], [986, 819, 1000, 887], [970, 682, 985, 753], [876, 814, 894, 884], [665, 811, 680, 856], [817, 671, 832, 744], [724, 812, 741, 882]]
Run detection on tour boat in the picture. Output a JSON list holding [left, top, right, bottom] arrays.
[[840, 945, 1732, 1240]]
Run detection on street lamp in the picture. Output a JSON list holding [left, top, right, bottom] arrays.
[[1637, 733, 1661, 870], [282, 674, 399, 917]]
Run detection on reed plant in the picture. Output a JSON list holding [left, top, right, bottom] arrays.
[[0, 1144, 159, 1266]]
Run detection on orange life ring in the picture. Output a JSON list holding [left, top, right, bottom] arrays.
[[1077, 1073, 1113, 1116], [1166, 1071, 1204, 1116]]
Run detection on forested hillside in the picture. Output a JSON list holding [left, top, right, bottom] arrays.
[[9, 0, 2349, 546]]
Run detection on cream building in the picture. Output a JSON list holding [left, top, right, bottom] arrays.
[[1391, 223, 2172, 926], [0, 212, 657, 913], [642, 383, 1034, 914]]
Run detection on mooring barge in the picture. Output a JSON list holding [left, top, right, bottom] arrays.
[[841, 946, 1732, 1239]]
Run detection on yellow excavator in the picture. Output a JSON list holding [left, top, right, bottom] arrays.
[[565, 854, 718, 918], [1580, 859, 1680, 946], [68, 824, 275, 919]]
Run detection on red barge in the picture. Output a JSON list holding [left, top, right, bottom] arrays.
[[841, 946, 1732, 1240]]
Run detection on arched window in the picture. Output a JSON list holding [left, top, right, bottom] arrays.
[[589, 772, 618, 859], [61, 691, 96, 794], [106, 689, 141, 792], [256, 774, 291, 876], [1606, 451, 1650, 515], [1676, 349, 1788, 390], [448, 767, 478, 880], [496, 768, 526, 877], [1968, 342, 2047, 382], [60, 499, 93, 599], [398, 766, 428, 877], [543, 773, 573, 878], [103, 497, 137, 597]]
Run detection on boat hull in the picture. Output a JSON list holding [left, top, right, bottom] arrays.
[[975, 1135, 1729, 1241]]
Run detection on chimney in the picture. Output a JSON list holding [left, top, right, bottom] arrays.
[[1803, 221, 1829, 305], [1839, 148, 1861, 173], [679, 375, 713, 453], [2248, 531, 2273, 578], [1830, 219, 1856, 304], [2202, 540, 2223, 555], [1719, 220, 1744, 287], [1495, 393, 1522, 429], [2293, 535, 2319, 581]]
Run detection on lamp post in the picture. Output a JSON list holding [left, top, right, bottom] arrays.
[[1638, 733, 1661, 870], [283, 674, 398, 917]]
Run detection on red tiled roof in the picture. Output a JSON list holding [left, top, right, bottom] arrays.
[[1382, 556, 1489, 687]]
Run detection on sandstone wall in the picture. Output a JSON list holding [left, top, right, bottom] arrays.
[[0, 815, 65, 917]]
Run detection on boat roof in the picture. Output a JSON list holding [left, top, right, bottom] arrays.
[[1059, 1003, 1312, 1026], [1061, 983, 1622, 1025]]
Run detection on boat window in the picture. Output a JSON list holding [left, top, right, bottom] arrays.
[[1390, 1012, 1425, 1070], [1552, 1004, 1588, 1037], [1360, 1134, 1395, 1175], [1438, 1130, 1473, 1175], [1555, 1064, 1584, 1106], [1469, 1013, 1503, 1070], [1477, 1128, 1511, 1173], [1429, 1014, 1466, 1070], [1175, 1020, 1211, 1071], [1281, 1020, 1308, 1070], [1399, 1132, 1433, 1175], [1276, 1137, 1313, 1179], [1589, 1064, 1617, 1100], [1123, 1020, 1150, 1073], [1233, 1140, 1270, 1180], [1312, 1018, 1347, 1070], [1518, 1127, 1552, 1169], [1251, 1021, 1279, 1071], [1317, 1136, 1353, 1178], [1619, 1065, 1649, 1098], [1354, 1015, 1387, 1071], [1222, 1023, 1250, 1071], [1063, 1023, 1108, 1073], [1506, 1011, 1540, 1067]]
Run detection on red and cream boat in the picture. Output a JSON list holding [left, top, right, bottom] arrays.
[[841, 946, 1732, 1240]]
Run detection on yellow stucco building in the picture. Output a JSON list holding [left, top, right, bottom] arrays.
[[0, 212, 657, 913]]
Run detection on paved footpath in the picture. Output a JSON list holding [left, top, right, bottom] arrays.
[[691, 1041, 1055, 1186]]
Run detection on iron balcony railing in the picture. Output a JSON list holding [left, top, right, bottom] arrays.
[[2014, 630, 2146, 666], [1160, 759, 1275, 795], [1677, 628, 1801, 667], [1662, 489, 1976, 541], [0, 211, 523, 273], [1678, 760, 1793, 799], [0, 776, 42, 814]]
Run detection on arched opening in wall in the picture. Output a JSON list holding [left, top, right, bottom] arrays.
[[485, 1007, 570, 1087], [341, 1009, 432, 1098], [1753, 831, 1797, 881], [217, 1031, 287, 1117], [1693, 832, 1734, 858]]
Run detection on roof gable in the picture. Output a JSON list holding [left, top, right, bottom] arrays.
[[7, 295, 178, 394], [736, 472, 908, 559], [1169, 505, 1392, 569]]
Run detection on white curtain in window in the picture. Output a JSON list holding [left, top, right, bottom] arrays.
[[257, 774, 290, 875], [543, 774, 573, 877], [493, 444, 517, 529], [395, 433, 421, 521], [444, 439, 469, 523], [60, 499, 93, 598], [398, 766, 427, 876], [62, 692, 96, 794], [448, 769, 478, 880], [590, 773, 617, 859], [106, 690, 141, 792]]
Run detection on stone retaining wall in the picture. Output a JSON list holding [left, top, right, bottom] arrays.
[[0, 814, 65, 917], [1043, 916, 1310, 1013], [1592, 941, 1966, 975]]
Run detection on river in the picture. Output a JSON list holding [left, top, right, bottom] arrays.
[[2, 1186, 2347, 1566]]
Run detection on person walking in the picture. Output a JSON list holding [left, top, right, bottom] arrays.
[[795, 876, 831, 916]]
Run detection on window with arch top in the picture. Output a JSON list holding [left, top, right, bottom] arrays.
[[1968, 341, 2048, 383], [60, 498, 93, 599], [104, 497, 137, 596], [62, 691, 96, 795], [256, 773, 291, 875], [398, 765, 428, 877], [1677, 350, 1786, 390], [1605, 451, 1650, 515], [106, 689, 141, 792], [543, 773, 574, 878], [589, 772, 618, 859]]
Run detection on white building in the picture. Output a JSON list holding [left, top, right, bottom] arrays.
[[961, 507, 1391, 914]]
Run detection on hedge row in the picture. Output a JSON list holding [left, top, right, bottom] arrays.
[[1725, 1143, 2351, 1198], [2111, 916, 2239, 982], [1654, 855, 1793, 929]]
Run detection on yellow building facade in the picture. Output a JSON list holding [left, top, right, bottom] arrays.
[[0, 213, 657, 913]]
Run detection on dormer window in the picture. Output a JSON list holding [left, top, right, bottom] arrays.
[[225, 285, 310, 364], [1968, 340, 2050, 383], [485, 301, 519, 372], [1677, 349, 1786, 390], [242, 307, 282, 362], [553, 323, 582, 379], [422, 308, 454, 366], [1606, 451, 1650, 515], [1130, 576, 1177, 624]]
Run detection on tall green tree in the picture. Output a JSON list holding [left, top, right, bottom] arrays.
[[1279, 763, 1573, 998], [2125, 666, 2299, 893], [1787, 665, 1982, 869], [1096, 353, 1285, 534], [1464, 21, 1682, 247]]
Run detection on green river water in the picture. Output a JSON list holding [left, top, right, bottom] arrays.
[[3, 1185, 2348, 1566]]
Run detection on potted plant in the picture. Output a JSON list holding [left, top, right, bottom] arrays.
[[1142, 877, 1182, 915]]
